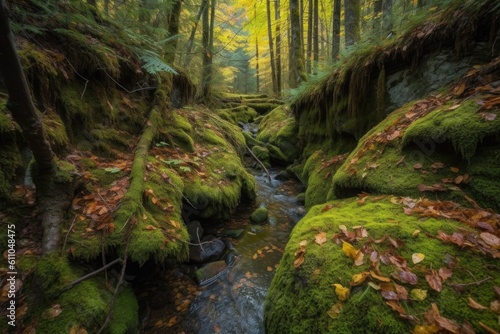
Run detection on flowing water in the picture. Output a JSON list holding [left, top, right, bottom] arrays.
[[136, 169, 304, 333]]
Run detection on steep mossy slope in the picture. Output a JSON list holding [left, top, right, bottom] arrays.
[[0, 0, 255, 332]]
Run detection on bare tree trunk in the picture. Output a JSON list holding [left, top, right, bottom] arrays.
[[200, 0, 212, 98], [306, 0, 313, 73], [344, 0, 360, 47], [373, 0, 382, 35], [382, 0, 393, 36], [184, 0, 208, 67], [275, 0, 282, 94], [266, 0, 278, 94], [289, 0, 307, 88], [0, 0, 77, 254], [312, 0, 319, 74], [332, 0, 341, 59], [255, 4, 260, 93]]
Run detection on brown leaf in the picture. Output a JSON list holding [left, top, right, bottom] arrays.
[[293, 253, 305, 268], [315, 232, 327, 245], [395, 270, 418, 285], [386, 300, 406, 314], [468, 297, 487, 310], [395, 284, 408, 300], [479, 232, 500, 248], [413, 163, 423, 170], [425, 270, 442, 292], [381, 290, 399, 300], [450, 166, 459, 173], [454, 83, 466, 96], [438, 267, 453, 282]]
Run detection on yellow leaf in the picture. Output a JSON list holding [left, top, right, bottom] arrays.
[[412, 253, 425, 264], [351, 272, 370, 286], [315, 232, 327, 245], [413, 325, 440, 334], [332, 283, 350, 301], [144, 225, 156, 230], [410, 289, 428, 301], [342, 241, 358, 259]]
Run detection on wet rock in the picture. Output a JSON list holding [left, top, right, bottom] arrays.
[[224, 249, 238, 266], [250, 207, 268, 224], [186, 220, 204, 243], [189, 237, 226, 263], [195, 260, 228, 285], [216, 228, 245, 238], [248, 225, 264, 234], [296, 207, 306, 216]]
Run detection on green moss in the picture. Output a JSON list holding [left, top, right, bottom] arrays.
[[108, 287, 139, 334], [252, 146, 270, 164], [42, 109, 70, 151], [215, 106, 258, 124], [402, 99, 500, 160], [265, 197, 500, 333], [250, 207, 268, 224]]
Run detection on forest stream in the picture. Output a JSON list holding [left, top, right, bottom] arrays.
[[136, 167, 304, 333]]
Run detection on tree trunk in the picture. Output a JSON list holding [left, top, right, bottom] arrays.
[[165, 0, 182, 64], [255, 4, 260, 93], [266, 0, 278, 94], [332, 0, 341, 59], [275, 0, 282, 94], [344, 0, 360, 47], [306, 0, 313, 73], [0, 0, 77, 254], [312, 0, 319, 73], [200, 0, 211, 98], [289, 0, 307, 88], [184, 0, 208, 67]]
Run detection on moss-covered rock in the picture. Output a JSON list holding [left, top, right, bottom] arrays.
[[215, 105, 258, 124], [250, 207, 268, 224], [265, 197, 500, 333], [256, 106, 299, 164]]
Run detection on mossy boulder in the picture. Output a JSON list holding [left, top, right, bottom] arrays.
[[256, 106, 299, 164], [215, 105, 258, 124], [250, 207, 268, 224], [265, 197, 500, 334]]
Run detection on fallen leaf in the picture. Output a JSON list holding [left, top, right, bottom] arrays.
[[479, 112, 497, 121], [450, 167, 459, 173], [438, 267, 453, 282], [144, 225, 157, 230], [412, 253, 425, 264], [315, 232, 327, 245], [411, 289, 428, 301], [396, 270, 418, 285], [479, 232, 500, 248], [332, 283, 350, 301], [44, 304, 62, 319], [468, 297, 487, 310], [381, 290, 399, 300], [342, 241, 358, 259], [266, 266, 273, 272], [448, 104, 461, 110], [395, 284, 408, 300], [386, 300, 406, 314], [327, 302, 344, 319], [370, 270, 391, 283], [426, 270, 443, 292], [351, 272, 370, 286], [413, 163, 423, 170], [294, 253, 305, 268], [413, 324, 440, 334]]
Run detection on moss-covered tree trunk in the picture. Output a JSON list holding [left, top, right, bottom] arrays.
[[0, 0, 76, 254], [266, 0, 278, 94], [165, 0, 182, 64], [332, 0, 341, 59]]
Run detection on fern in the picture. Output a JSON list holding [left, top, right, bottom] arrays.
[[136, 50, 177, 75]]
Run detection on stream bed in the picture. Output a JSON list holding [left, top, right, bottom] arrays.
[[136, 169, 304, 333]]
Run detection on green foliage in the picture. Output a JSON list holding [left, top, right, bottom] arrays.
[[137, 49, 177, 75]]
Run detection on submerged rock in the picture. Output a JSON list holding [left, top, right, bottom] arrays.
[[195, 260, 228, 285], [250, 207, 269, 224]]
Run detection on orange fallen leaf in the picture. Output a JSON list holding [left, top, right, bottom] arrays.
[[370, 270, 391, 283], [315, 232, 327, 245], [144, 225, 157, 230], [468, 297, 487, 310], [351, 272, 370, 286]]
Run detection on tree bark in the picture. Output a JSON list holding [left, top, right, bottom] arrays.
[[289, 0, 307, 88], [255, 4, 260, 93], [373, 0, 382, 35], [266, 0, 278, 94], [332, 0, 341, 59], [0, 0, 78, 254], [344, 0, 360, 47], [312, 0, 319, 73], [382, 0, 393, 36], [165, 0, 182, 64], [200, 0, 212, 98], [275, 0, 282, 94], [307, 0, 313, 73]]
